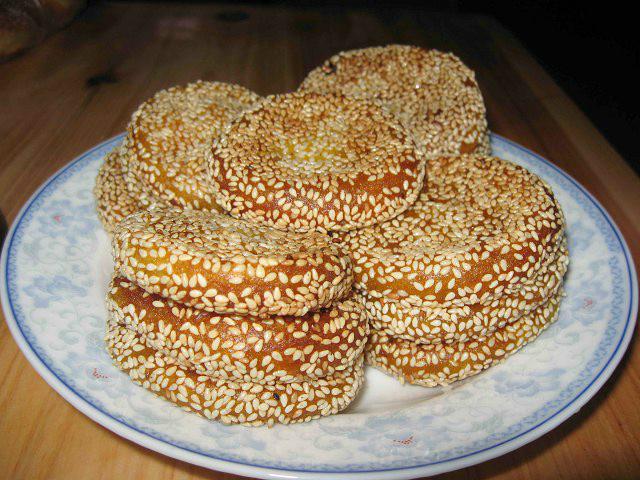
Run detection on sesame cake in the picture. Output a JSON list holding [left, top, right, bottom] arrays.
[[359, 238, 568, 344], [365, 291, 562, 387], [121, 81, 261, 211], [106, 323, 365, 426], [300, 45, 490, 157], [207, 92, 427, 232], [338, 155, 566, 306], [113, 207, 354, 316], [94, 148, 144, 233], [107, 276, 369, 383]]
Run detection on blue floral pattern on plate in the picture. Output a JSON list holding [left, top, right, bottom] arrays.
[[1, 134, 637, 479]]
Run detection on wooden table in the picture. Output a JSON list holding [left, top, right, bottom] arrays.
[[1, 2, 638, 479]]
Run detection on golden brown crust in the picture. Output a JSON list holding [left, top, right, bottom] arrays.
[[113, 207, 354, 316], [299, 45, 490, 157], [94, 148, 143, 233], [107, 276, 368, 382], [207, 92, 427, 232], [106, 324, 365, 426], [337, 155, 566, 306], [121, 81, 261, 211], [366, 291, 561, 387], [359, 238, 567, 344]]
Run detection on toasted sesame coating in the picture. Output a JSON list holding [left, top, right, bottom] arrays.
[[207, 92, 427, 232], [107, 276, 368, 382], [106, 323, 365, 426], [299, 45, 490, 157], [94, 148, 144, 233], [121, 81, 261, 211], [113, 207, 354, 316], [366, 291, 561, 387], [360, 238, 567, 344], [338, 155, 566, 306]]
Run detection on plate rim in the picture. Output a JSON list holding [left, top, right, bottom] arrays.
[[1, 133, 637, 480]]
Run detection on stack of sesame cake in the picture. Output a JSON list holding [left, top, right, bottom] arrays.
[[93, 44, 570, 426], [106, 208, 367, 426], [338, 155, 568, 386]]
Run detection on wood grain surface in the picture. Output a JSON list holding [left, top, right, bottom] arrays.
[[1, 2, 638, 479]]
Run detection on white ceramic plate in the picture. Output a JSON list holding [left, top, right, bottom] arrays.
[[1, 134, 637, 480]]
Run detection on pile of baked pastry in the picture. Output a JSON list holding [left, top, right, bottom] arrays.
[[96, 45, 568, 426]]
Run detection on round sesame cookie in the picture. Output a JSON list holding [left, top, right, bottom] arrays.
[[299, 45, 490, 157], [122, 81, 261, 211], [365, 291, 561, 387], [113, 207, 353, 316], [338, 154, 566, 306], [107, 276, 368, 383], [106, 324, 365, 426], [94, 148, 144, 234], [207, 92, 426, 232], [360, 238, 568, 344]]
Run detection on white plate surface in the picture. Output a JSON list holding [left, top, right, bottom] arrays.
[[1, 134, 637, 480]]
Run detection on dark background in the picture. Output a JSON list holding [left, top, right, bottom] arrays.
[[110, 0, 639, 172], [466, 1, 639, 173]]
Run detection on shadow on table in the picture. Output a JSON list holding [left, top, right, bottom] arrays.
[[0, 210, 7, 251]]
